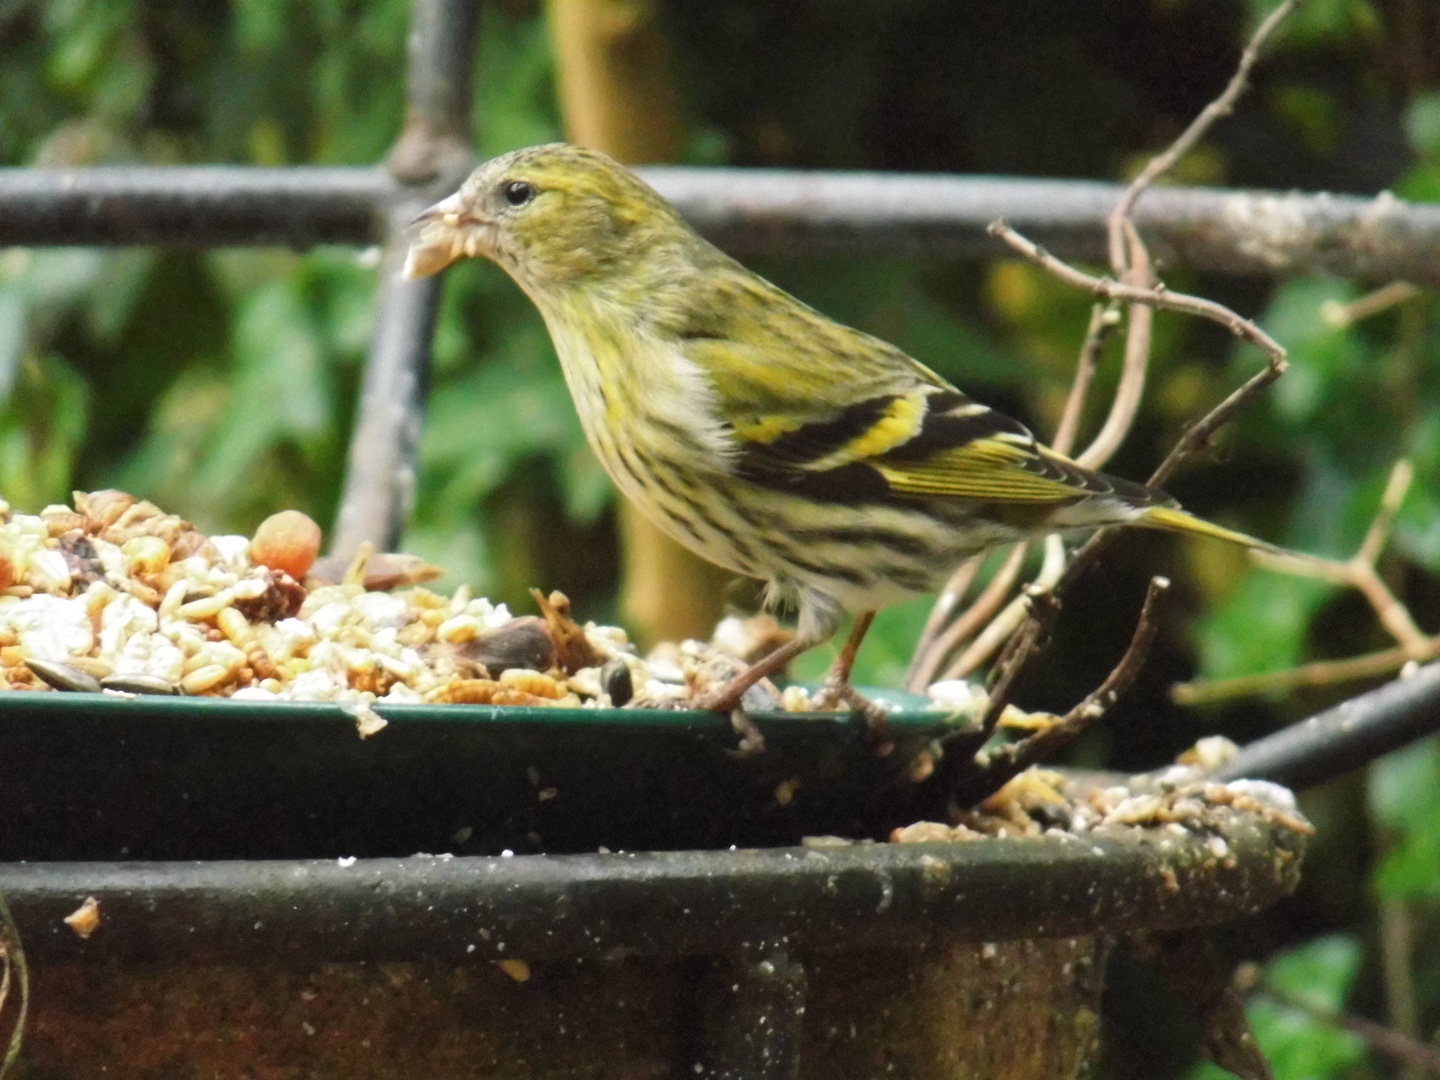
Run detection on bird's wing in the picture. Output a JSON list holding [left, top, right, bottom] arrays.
[[670, 272, 1149, 507], [717, 371, 1136, 507]]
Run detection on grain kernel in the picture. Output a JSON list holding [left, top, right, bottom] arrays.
[[216, 606, 252, 647], [498, 669, 563, 698], [177, 589, 235, 620], [182, 664, 230, 694]]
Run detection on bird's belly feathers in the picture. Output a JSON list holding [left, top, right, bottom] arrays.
[[544, 318, 1026, 615]]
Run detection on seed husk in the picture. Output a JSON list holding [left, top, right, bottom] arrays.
[[463, 617, 556, 675], [100, 674, 180, 696], [25, 658, 102, 693]]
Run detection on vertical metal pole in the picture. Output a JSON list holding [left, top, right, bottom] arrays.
[[331, 0, 481, 557]]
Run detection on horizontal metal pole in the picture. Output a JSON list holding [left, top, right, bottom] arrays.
[[647, 168, 1440, 282], [1214, 660, 1440, 790], [1, 165, 1436, 281], [0, 166, 393, 247], [2, 811, 1301, 964]]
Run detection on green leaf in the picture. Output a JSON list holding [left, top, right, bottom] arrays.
[[1267, 935, 1362, 1012], [0, 286, 27, 404], [197, 278, 331, 494], [0, 353, 89, 510], [1186, 936, 1366, 1080], [1196, 569, 1332, 682], [1405, 91, 1440, 159], [1251, 278, 1365, 427], [1247, 0, 1382, 46], [1369, 737, 1440, 901]]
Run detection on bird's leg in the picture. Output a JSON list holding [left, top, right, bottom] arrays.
[[811, 611, 889, 730]]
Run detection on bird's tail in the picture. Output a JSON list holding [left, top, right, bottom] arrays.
[[1137, 505, 1303, 562]]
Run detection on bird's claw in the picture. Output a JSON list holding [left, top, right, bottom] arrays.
[[691, 689, 767, 755], [729, 707, 766, 756], [812, 680, 890, 734]]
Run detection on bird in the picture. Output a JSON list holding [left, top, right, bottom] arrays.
[[404, 143, 1286, 725]]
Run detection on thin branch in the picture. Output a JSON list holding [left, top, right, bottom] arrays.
[[917, 0, 1299, 726], [906, 554, 986, 690], [967, 228, 1289, 727], [973, 586, 1062, 742], [1105, 0, 1302, 273], [1378, 897, 1422, 1071], [990, 222, 1290, 371], [1172, 641, 1440, 706], [1359, 459, 1415, 566], [1176, 459, 1436, 704], [911, 285, 1122, 688], [1077, 226, 1155, 470], [1350, 561, 1431, 656], [1320, 282, 1423, 329], [911, 544, 1030, 689], [943, 537, 1064, 681], [1052, 303, 1120, 456], [964, 576, 1170, 801]]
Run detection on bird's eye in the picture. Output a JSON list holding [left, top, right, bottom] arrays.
[[503, 180, 535, 207]]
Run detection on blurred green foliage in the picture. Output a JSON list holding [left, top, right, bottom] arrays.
[[2, 0, 1440, 1073], [1191, 936, 1368, 1080]]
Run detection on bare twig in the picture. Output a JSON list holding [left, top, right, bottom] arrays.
[[915, 0, 1299, 738], [1174, 460, 1436, 704], [1077, 226, 1155, 470], [909, 288, 1121, 689], [910, 544, 1029, 689], [990, 222, 1290, 371], [1174, 642, 1440, 705], [906, 554, 986, 689], [1378, 897, 1422, 1079], [1359, 459, 1415, 567], [963, 576, 1170, 801], [943, 536, 1065, 681], [1052, 303, 1120, 456], [972, 586, 1062, 742], [1105, 0, 1302, 273], [0, 891, 27, 1080], [1320, 282, 1423, 328], [969, 231, 1289, 727]]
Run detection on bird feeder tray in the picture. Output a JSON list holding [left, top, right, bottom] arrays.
[[0, 690, 1306, 1079]]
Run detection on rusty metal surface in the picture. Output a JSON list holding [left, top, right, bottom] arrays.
[[15, 938, 1107, 1080]]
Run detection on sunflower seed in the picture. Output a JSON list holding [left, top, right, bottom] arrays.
[[25, 658, 102, 693], [100, 674, 180, 696], [600, 657, 633, 707]]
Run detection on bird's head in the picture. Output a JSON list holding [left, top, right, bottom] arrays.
[[403, 143, 690, 295]]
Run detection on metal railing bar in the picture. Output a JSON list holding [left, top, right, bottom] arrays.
[[1, 165, 1436, 282], [330, 0, 482, 558], [0, 166, 390, 247], [1212, 660, 1440, 790]]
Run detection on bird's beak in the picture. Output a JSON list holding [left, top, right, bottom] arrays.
[[402, 192, 494, 279]]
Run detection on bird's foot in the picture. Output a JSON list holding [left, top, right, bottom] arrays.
[[692, 683, 768, 755], [811, 678, 890, 734], [728, 707, 766, 756]]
